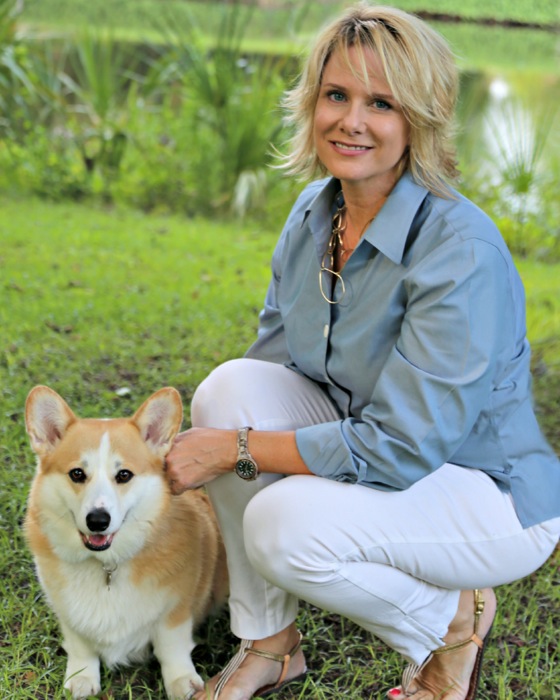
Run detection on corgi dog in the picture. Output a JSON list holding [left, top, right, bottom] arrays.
[[24, 386, 228, 699]]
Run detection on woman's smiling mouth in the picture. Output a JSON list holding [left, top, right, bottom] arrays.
[[332, 141, 372, 152]]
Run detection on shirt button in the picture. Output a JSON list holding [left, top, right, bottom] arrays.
[[323, 324, 329, 338]]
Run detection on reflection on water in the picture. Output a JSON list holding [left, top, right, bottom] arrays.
[[489, 78, 509, 101], [457, 71, 557, 215]]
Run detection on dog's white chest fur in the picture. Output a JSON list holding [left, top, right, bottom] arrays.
[[44, 559, 174, 666]]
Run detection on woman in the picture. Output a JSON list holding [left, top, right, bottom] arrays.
[[166, 5, 560, 700]]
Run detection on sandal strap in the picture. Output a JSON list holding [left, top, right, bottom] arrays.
[[433, 589, 485, 655], [214, 632, 303, 699], [246, 632, 303, 687], [401, 655, 432, 693], [473, 588, 485, 636], [432, 632, 484, 654], [214, 639, 254, 699], [394, 590, 487, 697]]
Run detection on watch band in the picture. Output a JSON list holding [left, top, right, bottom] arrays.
[[237, 426, 252, 456]]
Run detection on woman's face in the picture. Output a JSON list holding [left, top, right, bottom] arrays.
[[313, 45, 410, 197]]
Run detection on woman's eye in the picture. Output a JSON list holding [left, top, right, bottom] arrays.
[[68, 469, 86, 483], [116, 470, 134, 484], [328, 90, 346, 102], [372, 99, 391, 110]]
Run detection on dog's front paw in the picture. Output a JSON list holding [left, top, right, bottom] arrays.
[[166, 671, 204, 699], [64, 673, 101, 699]]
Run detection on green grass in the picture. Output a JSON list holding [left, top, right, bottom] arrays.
[[519, 260, 560, 364], [1, 195, 558, 699]]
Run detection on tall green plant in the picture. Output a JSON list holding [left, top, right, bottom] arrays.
[[0, 0, 37, 137], [155, 1, 292, 215], [487, 99, 554, 194], [484, 96, 557, 255], [60, 31, 145, 185]]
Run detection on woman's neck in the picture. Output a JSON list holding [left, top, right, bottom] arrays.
[[338, 179, 393, 241], [340, 193, 387, 248]]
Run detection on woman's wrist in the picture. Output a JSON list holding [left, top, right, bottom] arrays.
[[224, 429, 239, 471]]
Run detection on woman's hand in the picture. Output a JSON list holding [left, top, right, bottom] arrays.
[[165, 427, 237, 494]]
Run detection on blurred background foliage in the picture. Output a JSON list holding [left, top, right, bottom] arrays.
[[0, 0, 559, 257]]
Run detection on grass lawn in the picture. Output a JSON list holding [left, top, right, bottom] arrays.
[[1, 194, 558, 699]]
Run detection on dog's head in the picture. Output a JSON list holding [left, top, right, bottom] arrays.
[[25, 386, 183, 563]]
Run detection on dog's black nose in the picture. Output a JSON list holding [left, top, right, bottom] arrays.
[[86, 508, 111, 532]]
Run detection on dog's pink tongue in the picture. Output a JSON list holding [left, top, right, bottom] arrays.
[[89, 534, 109, 546]]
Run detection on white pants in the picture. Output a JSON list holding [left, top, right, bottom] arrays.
[[192, 359, 560, 664]]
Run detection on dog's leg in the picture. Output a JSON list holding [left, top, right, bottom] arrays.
[[60, 622, 101, 698], [153, 616, 203, 699]]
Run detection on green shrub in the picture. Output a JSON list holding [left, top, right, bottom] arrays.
[[2, 0, 560, 251], [0, 127, 91, 199]]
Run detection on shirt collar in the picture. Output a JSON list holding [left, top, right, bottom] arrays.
[[303, 171, 430, 266]]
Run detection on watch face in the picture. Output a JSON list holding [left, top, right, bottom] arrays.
[[236, 459, 258, 480]]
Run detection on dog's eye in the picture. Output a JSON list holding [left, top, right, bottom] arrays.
[[68, 468, 86, 483], [115, 470, 134, 484]]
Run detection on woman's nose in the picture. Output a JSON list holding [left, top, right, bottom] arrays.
[[339, 101, 366, 133]]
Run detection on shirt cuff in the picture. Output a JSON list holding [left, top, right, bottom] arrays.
[[295, 422, 367, 483]]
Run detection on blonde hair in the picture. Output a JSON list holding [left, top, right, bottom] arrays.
[[279, 3, 460, 197]]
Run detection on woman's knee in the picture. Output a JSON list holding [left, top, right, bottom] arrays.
[[243, 477, 324, 588], [243, 487, 295, 586], [191, 359, 252, 428]]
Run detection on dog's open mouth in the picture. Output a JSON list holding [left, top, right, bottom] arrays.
[[80, 532, 115, 551]]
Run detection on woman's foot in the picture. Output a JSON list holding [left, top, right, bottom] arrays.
[[387, 588, 496, 700], [193, 624, 307, 700]]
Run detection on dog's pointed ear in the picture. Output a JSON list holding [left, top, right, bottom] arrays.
[[132, 387, 183, 458], [25, 386, 77, 456]]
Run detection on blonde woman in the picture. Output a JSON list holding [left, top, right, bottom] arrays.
[[166, 5, 560, 699]]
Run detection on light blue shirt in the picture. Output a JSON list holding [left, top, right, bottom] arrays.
[[246, 172, 560, 528]]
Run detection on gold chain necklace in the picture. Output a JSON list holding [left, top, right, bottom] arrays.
[[332, 205, 353, 262], [330, 199, 376, 266], [319, 193, 376, 304]]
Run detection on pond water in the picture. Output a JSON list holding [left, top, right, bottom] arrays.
[[455, 68, 559, 207], [430, 21, 560, 196], [464, 73, 557, 152]]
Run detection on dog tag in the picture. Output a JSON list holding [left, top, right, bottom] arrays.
[[103, 565, 117, 590]]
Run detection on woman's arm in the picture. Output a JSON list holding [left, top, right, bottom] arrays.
[[165, 428, 311, 493]]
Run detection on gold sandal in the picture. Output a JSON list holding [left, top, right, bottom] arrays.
[[213, 632, 307, 699], [388, 589, 493, 700]]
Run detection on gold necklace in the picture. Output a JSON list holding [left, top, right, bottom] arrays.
[[319, 207, 346, 304], [319, 194, 376, 304], [332, 205, 352, 262], [331, 202, 376, 265]]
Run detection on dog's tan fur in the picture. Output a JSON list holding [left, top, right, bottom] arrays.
[[25, 386, 228, 699]]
